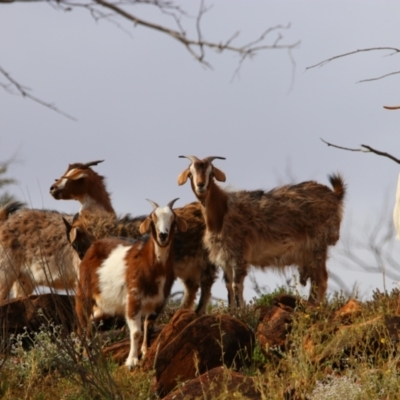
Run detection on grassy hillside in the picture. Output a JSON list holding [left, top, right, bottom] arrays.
[[1, 288, 400, 399]]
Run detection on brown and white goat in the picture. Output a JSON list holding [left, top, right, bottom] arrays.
[[0, 161, 107, 300], [178, 156, 346, 308], [75, 198, 187, 369], [52, 161, 217, 315], [50, 160, 115, 216]]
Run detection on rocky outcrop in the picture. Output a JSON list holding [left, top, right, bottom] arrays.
[[148, 312, 255, 397], [0, 293, 75, 337]]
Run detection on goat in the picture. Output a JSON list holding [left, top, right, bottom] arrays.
[[75, 198, 187, 369], [0, 208, 79, 300], [52, 161, 217, 315], [50, 160, 115, 216], [178, 155, 346, 308], [0, 160, 107, 300], [63, 215, 94, 261]]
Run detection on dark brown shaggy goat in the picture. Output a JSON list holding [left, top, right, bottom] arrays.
[[178, 155, 346, 308]]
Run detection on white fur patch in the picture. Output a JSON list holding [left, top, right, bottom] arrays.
[[96, 244, 130, 315], [154, 206, 173, 235], [57, 168, 77, 189], [65, 168, 77, 177], [56, 177, 69, 190]]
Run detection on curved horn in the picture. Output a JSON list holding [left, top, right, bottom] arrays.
[[179, 155, 200, 164], [146, 199, 159, 210], [167, 198, 180, 209], [82, 160, 104, 168], [204, 156, 226, 163]]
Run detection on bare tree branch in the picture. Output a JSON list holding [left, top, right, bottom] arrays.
[[306, 47, 400, 70], [320, 138, 400, 164], [358, 70, 400, 83], [0, 65, 77, 121], [1, 0, 299, 117], [90, 0, 300, 68], [336, 200, 400, 293], [306, 47, 400, 86], [384, 105, 400, 110]]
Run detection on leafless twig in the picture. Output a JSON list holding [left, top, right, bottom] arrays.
[[336, 201, 400, 294], [89, 0, 299, 70], [306, 47, 400, 84], [307, 47, 400, 70], [320, 138, 400, 165], [0, 65, 76, 121], [358, 70, 400, 83], [384, 105, 400, 110], [1, 0, 299, 117]]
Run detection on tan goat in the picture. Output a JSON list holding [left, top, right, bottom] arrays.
[[0, 161, 107, 300]]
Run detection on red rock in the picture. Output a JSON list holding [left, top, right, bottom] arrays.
[[151, 313, 254, 397], [256, 304, 293, 353], [0, 293, 75, 336]]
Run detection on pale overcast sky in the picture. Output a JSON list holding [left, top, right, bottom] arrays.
[[1, 1, 400, 302]]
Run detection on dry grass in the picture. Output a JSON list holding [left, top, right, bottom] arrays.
[[1, 287, 400, 399]]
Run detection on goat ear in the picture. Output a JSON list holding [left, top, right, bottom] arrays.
[[175, 216, 187, 232], [213, 167, 226, 182], [62, 217, 71, 231], [139, 217, 152, 234], [177, 169, 190, 185], [69, 227, 77, 244], [62, 217, 72, 240]]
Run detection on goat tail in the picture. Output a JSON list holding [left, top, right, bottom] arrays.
[[328, 173, 346, 201], [0, 201, 25, 222]]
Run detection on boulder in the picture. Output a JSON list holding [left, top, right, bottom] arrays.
[[0, 293, 75, 337], [256, 295, 296, 354], [142, 309, 197, 370], [151, 313, 255, 397]]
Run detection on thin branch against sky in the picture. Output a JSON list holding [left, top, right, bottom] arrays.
[[320, 138, 400, 165], [0, 65, 77, 121], [0, 0, 299, 118]]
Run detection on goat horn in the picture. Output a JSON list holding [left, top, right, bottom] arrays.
[[167, 198, 180, 209], [178, 155, 200, 164], [146, 199, 159, 210], [82, 160, 104, 168], [204, 156, 226, 163]]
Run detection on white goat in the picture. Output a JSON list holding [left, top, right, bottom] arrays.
[[75, 198, 186, 369], [178, 155, 346, 308]]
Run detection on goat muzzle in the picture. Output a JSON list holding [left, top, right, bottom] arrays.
[[158, 232, 168, 245]]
